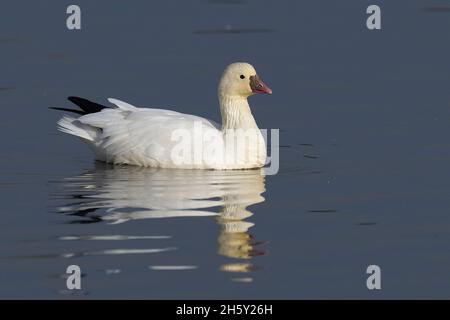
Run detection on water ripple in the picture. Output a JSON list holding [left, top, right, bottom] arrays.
[[50, 164, 268, 282]]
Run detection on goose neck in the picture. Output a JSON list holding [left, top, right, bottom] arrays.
[[219, 96, 257, 130]]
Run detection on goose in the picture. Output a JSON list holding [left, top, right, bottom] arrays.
[[52, 62, 272, 169]]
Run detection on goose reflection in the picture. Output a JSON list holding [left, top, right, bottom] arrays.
[[54, 163, 267, 278]]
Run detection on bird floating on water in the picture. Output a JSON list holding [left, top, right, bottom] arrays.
[[52, 62, 272, 169]]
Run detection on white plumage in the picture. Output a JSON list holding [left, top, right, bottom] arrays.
[[55, 62, 272, 169]]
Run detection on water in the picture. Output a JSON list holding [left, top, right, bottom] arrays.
[[1, 0, 450, 299]]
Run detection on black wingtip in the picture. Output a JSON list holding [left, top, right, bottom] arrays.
[[67, 96, 91, 105], [67, 96, 109, 114], [50, 97, 109, 115], [49, 106, 85, 115]]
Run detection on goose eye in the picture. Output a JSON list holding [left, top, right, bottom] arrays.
[[239, 75, 245, 79]]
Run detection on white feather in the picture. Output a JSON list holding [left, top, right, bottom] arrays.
[[57, 116, 96, 141], [107, 98, 138, 111]]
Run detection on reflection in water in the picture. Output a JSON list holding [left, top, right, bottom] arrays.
[[149, 265, 198, 271], [59, 235, 171, 240], [53, 163, 267, 281], [62, 247, 177, 258]]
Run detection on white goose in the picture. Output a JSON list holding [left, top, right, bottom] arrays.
[[53, 62, 272, 169]]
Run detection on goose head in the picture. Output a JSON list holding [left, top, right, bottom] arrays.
[[218, 62, 272, 99]]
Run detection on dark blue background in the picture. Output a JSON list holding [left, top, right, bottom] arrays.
[[1, 0, 450, 298]]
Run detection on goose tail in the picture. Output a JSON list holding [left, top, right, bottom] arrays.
[[57, 116, 95, 141]]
